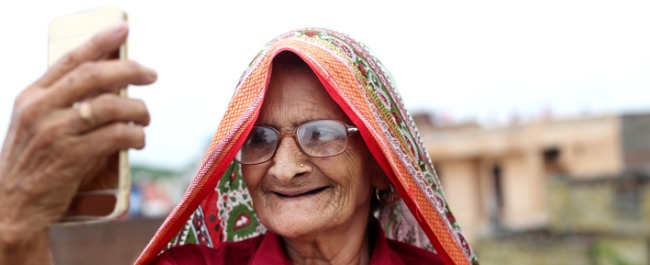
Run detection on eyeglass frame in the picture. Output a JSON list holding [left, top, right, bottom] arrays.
[[235, 119, 359, 165]]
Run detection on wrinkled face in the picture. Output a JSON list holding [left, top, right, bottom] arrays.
[[241, 65, 383, 239]]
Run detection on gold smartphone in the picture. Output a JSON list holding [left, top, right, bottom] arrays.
[[48, 6, 130, 221]]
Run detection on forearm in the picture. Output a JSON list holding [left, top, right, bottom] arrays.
[[0, 226, 53, 265]]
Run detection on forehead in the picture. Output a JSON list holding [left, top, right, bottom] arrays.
[[257, 67, 350, 128]]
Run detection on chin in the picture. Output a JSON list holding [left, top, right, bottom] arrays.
[[260, 210, 334, 239]]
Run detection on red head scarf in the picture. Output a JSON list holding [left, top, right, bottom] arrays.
[[136, 28, 479, 265]]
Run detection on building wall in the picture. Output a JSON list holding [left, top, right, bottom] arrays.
[[421, 115, 625, 245], [50, 217, 164, 265], [501, 154, 548, 229], [477, 175, 650, 265], [548, 176, 649, 235], [549, 117, 623, 178], [622, 114, 650, 172], [438, 159, 483, 243]]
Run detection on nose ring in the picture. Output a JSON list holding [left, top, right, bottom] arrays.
[[300, 163, 304, 168]]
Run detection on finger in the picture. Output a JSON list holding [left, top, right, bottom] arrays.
[[48, 59, 157, 107], [92, 95, 151, 127], [67, 94, 150, 134], [34, 23, 129, 89], [81, 123, 146, 156]]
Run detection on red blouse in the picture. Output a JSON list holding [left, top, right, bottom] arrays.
[[152, 219, 442, 265]]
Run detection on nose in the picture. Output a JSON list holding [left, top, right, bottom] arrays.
[[268, 136, 309, 183]]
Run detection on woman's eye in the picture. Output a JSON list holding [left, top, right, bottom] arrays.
[[310, 127, 336, 141], [250, 129, 270, 145]]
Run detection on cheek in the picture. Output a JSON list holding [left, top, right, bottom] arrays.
[[337, 148, 374, 202], [241, 165, 265, 191]]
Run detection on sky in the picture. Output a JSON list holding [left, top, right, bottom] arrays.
[[1, 0, 649, 169]]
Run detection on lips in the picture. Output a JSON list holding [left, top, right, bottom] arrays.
[[273, 187, 329, 198]]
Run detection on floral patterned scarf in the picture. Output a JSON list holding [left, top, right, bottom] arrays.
[[136, 28, 478, 265]]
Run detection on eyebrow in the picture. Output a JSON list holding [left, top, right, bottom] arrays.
[[257, 117, 341, 129]]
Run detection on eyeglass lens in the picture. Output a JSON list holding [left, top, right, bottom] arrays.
[[236, 120, 350, 164]]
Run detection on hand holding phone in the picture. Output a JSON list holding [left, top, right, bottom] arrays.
[[0, 6, 156, 264], [48, 6, 133, 221]]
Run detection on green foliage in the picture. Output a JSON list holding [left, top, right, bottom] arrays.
[[131, 164, 182, 182], [588, 240, 637, 265]]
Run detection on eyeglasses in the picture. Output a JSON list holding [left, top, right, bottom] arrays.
[[235, 120, 359, 165]]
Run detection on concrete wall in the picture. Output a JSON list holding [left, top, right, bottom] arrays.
[[438, 159, 483, 243], [49, 217, 164, 265], [548, 176, 648, 235], [500, 154, 548, 229], [622, 114, 650, 172], [422, 115, 626, 245], [551, 117, 622, 178]]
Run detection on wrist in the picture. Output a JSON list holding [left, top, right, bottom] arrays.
[[0, 223, 53, 265], [0, 195, 51, 245]]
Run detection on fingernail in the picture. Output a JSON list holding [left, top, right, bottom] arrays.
[[110, 22, 128, 34], [148, 68, 158, 81]]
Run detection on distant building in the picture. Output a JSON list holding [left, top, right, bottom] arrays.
[[416, 113, 650, 263]]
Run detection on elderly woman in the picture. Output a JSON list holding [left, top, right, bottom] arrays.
[[0, 26, 477, 264], [140, 29, 478, 265]]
